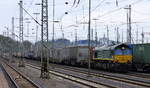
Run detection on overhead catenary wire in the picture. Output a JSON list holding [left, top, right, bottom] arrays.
[[133, 10, 150, 15], [58, 0, 104, 22], [72, 0, 80, 7], [18, 0, 148, 42], [61, 0, 143, 30], [95, 0, 142, 18], [78, 0, 143, 22], [19, 3, 41, 26], [92, 0, 106, 12], [22, 0, 36, 18], [57, 0, 107, 29], [26, 0, 35, 11]]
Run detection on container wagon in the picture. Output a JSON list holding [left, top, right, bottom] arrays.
[[132, 43, 150, 72], [59, 46, 89, 66]]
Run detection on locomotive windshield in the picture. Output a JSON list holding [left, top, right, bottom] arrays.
[[123, 49, 132, 55], [115, 49, 131, 55], [115, 49, 122, 55]]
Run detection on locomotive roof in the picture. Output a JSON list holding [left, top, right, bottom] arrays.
[[54, 45, 90, 50], [64, 45, 90, 48], [94, 43, 130, 51]]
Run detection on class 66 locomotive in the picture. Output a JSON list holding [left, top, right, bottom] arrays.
[[93, 43, 132, 72]]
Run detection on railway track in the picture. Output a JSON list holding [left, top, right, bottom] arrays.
[[127, 72, 150, 79], [25, 59, 150, 79], [50, 63, 150, 83], [49, 64, 150, 88], [26, 63, 110, 88], [25, 61, 150, 88], [27, 59, 150, 80], [2, 60, 41, 88], [0, 63, 19, 88]]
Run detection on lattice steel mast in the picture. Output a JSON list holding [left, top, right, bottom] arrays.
[[18, 0, 25, 67], [40, 0, 49, 78]]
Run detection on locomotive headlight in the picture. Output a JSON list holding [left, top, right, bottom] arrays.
[[122, 47, 125, 50]]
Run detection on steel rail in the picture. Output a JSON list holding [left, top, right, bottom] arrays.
[[50, 63, 150, 88], [25, 59, 150, 88], [25, 59, 150, 87], [26, 63, 113, 88], [0, 64, 19, 88], [2, 60, 41, 88], [127, 72, 150, 79]]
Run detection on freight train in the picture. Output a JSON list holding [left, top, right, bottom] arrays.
[[22, 43, 132, 72], [16, 43, 150, 72]]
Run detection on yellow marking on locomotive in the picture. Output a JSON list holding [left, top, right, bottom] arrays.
[[93, 55, 132, 63], [113, 55, 132, 63], [93, 58, 113, 61]]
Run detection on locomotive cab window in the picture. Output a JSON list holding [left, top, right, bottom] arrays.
[[94, 51, 98, 58]]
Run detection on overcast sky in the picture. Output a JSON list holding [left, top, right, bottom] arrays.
[[0, 0, 150, 43]]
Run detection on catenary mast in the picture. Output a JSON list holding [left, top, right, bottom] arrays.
[[40, 0, 49, 78]]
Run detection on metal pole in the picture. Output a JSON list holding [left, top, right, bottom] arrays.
[[116, 27, 119, 43], [75, 29, 77, 46], [107, 25, 109, 45], [126, 7, 129, 43], [60, 24, 65, 47], [91, 28, 93, 46], [88, 0, 91, 77], [125, 5, 131, 44], [4, 27, 9, 37], [52, 0, 55, 64], [11, 17, 15, 63], [26, 21, 31, 37], [93, 19, 98, 47], [122, 29, 124, 43], [82, 5, 85, 31], [33, 13, 40, 57], [12, 17, 15, 39], [142, 28, 144, 44], [129, 5, 132, 44], [136, 25, 138, 44], [33, 13, 40, 42]]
